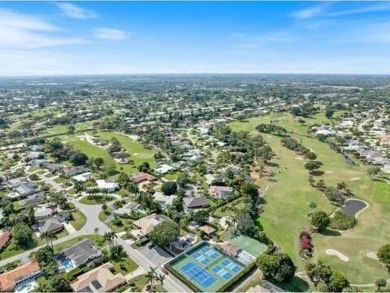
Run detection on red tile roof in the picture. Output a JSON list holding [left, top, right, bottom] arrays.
[[0, 231, 11, 249], [0, 262, 40, 291]]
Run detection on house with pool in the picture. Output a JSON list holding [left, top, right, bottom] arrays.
[[56, 239, 102, 272], [0, 261, 41, 293]]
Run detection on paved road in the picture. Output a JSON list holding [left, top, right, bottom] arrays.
[[1, 171, 191, 292], [116, 237, 191, 292]]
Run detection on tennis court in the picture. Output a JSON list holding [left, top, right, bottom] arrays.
[[168, 242, 245, 292], [229, 234, 268, 258]]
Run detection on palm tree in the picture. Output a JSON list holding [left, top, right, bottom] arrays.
[[104, 231, 117, 247], [157, 274, 165, 289], [47, 231, 58, 247], [40, 232, 50, 246], [146, 267, 157, 291]]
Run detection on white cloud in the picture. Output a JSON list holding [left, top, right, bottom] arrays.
[[292, 4, 329, 20], [0, 9, 56, 31], [93, 28, 128, 40], [0, 9, 87, 49], [56, 3, 98, 19], [293, 3, 390, 20]]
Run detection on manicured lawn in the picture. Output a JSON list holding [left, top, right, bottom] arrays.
[[70, 210, 87, 230], [45, 125, 68, 135], [163, 171, 183, 181], [111, 255, 139, 275], [66, 137, 118, 170], [96, 132, 156, 174], [128, 275, 149, 292], [79, 195, 115, 205], [99, 208, 112, 222], [0, 239, 27, 260], [229, 113, 390, 283], [127, 274, 166, 292]]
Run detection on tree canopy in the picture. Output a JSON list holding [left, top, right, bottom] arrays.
[[311, 211, 331, 232], [161, 181, 177, 195], [257, 253, 296, 282], [149, 221, 179, 248]]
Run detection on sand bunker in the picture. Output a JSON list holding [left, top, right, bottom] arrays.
[[366, 252, 379, 260], [295, 156, 304, 161], [325, 249, 350, 261], [349, 177, 361, 181], [325, 170, 334, 174]]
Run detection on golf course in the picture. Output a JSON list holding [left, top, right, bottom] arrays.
[[229, 112, 390, 284]]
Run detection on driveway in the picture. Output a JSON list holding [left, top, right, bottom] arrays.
[[136, 244, 173, 267]]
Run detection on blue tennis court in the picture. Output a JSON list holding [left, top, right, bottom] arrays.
[[181, 262, 216, 288], [168, 242, 246, 292]]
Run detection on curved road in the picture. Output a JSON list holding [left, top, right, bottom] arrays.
[[0, 185, 191, 292]]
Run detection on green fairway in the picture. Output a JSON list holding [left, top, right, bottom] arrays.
[[229, 113, 390, 284], [66, 136, 119, 170], [95, 132, 156, 173]]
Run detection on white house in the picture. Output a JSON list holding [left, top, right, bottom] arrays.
[[96, 180, 119, 193]]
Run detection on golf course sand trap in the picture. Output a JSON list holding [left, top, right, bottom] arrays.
[[349, 177, 361, 181], [325, 170, 334, 174], [366, 252, 379, 260], [325, 249, 350, 261], [295, 156, 304, 161]]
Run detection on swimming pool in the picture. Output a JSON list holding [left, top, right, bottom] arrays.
[[59, 258, 75, 272], [14, 280, 36, 293]]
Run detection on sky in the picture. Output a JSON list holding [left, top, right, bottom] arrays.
[[1, 1, 390, 76]]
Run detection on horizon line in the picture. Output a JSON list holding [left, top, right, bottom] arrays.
[[1, 72, 390, 78]]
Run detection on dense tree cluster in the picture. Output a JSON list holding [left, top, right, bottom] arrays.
[[306, 261, 350, 292], [257, 253, 296, 282], [256, 123, 287, 136], [149, 221, 180, 249]]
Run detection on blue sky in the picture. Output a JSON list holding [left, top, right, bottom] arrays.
[[1, 2, 390, 75]]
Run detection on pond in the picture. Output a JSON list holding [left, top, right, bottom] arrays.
[[342, 199, 367, 216]]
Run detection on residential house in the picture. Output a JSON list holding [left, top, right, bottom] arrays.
[[130, 172, 156, 184], [34, 204, 55, 219], [3, 178, 24, 189], [114, 202, 143, 217], [30, 145, 44, 152], [153, 192, 176, 208], [56, 239, 102, 270], [71, 263, 126, 292], [209, 186, 233, 199], [204, 174, 215, 185], [183, 196, 209, 210], [155, 164, 175, 175], [198, 225, 216, 238], [26, 151, 44, 161], [0, 231, 11, 251], [37, 218, 64, 234], [72, 172, 93, 182], [43, 163, 64, 173], [26, 159, 49, 167], [14, 182, 38, 198], [63, 166, 88, 177], [132, 213, 166, 238], [0, 262, 41, 292], [20, 192, 45, 208], [95, 179, 119, 193]]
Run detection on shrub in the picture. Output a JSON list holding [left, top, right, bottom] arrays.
[[330, 211, 356, 230]]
